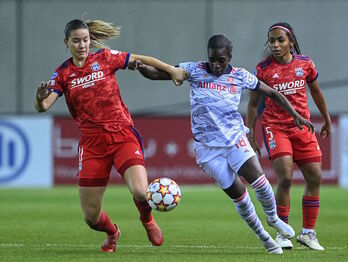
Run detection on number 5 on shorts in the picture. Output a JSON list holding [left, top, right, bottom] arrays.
[[265, 127, 274, 141]]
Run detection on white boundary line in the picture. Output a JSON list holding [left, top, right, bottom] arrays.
[[0, 243, 346, 250]]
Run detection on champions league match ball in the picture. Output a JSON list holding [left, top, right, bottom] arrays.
[[146, 178, 181, 212]]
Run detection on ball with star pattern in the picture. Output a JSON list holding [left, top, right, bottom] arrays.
[[146, 178, 181, 212]]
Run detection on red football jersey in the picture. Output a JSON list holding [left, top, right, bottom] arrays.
[[50, 48, 133, 134], [255, 54, 318, 129]]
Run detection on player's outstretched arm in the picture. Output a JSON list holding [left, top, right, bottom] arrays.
[[129, 54, 186, 85], [129, 60, 188, 85], [308, 80, 331, 138], [35, 81, 58, 112], [258, 81, 314, 132], [128, 60, 171, 80], [246, 90, 262, 157]]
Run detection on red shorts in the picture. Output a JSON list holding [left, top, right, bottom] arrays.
[[262, 125, 322, 166], [77, 126, 146, 187]]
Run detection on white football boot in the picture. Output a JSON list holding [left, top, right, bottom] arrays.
[[258, 232, 283, 254], [297, 231, 324, 251], [267, 217, 295, 239], [275, 232, 293, 249]]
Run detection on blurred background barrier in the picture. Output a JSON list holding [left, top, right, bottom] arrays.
[[52, 116, 340, 186], [0, 115, 346, 187], [339, 115, 348, 187], [0, 117, 52, 187]]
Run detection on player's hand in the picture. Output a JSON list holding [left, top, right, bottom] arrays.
[[36, 81, 52, 101], [320, 120, 331, 138], [294, 114, 314, 133], [248, 137, 261, 157], [128, 60, 143, 70], [170, 67, 186, 86]]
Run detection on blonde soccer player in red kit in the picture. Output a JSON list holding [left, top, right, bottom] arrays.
[[247, 22, 331, 251], [35, 19, 185, 253]]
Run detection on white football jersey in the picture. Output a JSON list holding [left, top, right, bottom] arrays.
[[179, 61, 259, 147]]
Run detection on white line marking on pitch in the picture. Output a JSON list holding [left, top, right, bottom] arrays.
[[0, 243, 346, 250]]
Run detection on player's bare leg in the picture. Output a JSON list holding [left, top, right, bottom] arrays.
[[79, 186, 120, 252], [297, 162, 324, 250], [272, 156, 295, 249], [125, 165, 163, 246]]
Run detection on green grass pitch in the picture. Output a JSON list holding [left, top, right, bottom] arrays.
[[0, 185, 347, 261]]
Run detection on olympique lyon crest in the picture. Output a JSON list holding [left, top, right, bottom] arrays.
[[91, 62, 100, 71], [295, 67, 303, 77], [269, 140, 276, 150]]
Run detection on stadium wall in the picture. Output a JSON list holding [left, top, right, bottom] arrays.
[[0, 0, 347, 116]]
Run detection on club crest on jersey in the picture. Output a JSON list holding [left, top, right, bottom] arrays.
[[228, 85, 237, 94], [228, 76, 234, 83], [295, 67, 303, 77], [269, 140, 276, 150], [91, 62, 100, 71], [50, 71, 58, 79]]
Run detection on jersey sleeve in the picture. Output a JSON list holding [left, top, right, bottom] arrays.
[[254, 64, 263, 80], [104, 48, 130, 71], [178, 62, 195, 79], [306, 58, 318, 83], [49, 69, 64, 97], [241, 68, 260, 90]]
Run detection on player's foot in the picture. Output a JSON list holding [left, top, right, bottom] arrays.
[[141, 218, 163, 246], [267, 217, 295, 239], [101, 224, 121, 253], [275, 232, 293, 249], [258, 232, 283, 254], [297, 231, 324, 251]]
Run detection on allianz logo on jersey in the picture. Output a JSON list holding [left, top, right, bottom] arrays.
[[71, 71, 105, 89], [273, 79, 305, 95]]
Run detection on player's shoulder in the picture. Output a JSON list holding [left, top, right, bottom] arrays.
[[179, 61, 206, 72], [296, 54, 312, 62], [256, 55, 273, 70], [197, 61, 207, 70], [54, 58, 71, 78]]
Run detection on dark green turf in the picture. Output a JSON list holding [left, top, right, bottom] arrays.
[[0, 185, 347, 261]]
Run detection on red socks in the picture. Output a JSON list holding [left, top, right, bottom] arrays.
[[302, 195, 320, 229], [133, 197, 153, 223], [89, 211, 117, 235], [277, 205, 290, 224]]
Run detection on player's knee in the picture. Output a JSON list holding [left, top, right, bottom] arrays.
[[131, 187, 147, 201], [84, 212, 100, 226], [82, 205, 101, 226], [278, 176, 293, 190], [305, 168, 322, 187]]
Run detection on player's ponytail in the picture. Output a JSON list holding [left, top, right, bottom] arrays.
[[64, 18, 120, 49], [267, 22, 301, 55], [85, 20, 120, 49]]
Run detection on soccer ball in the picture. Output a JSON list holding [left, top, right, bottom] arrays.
[[146, 177, 181, 212]]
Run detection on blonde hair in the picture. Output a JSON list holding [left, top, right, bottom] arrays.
[[85, 20, 120, 49], [64, 18, 120, 49]]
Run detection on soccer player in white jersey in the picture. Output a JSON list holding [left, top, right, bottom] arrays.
[[129, 34, 314, 254]]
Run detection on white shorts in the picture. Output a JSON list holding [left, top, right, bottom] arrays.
[[194, 134, 256, 189]]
